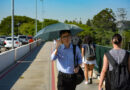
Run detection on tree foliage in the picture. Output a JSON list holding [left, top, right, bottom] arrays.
[[0, 8, 129, 50], [92, 8, 116, 31], [0, 16, 59, 36], [0, 16, 35, 35], [42, 19, 59, 28], [86, 19, 91, 26], [91, 8, 117, 45], [122, 30, 130, 49]]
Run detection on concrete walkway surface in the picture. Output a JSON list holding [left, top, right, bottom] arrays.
[[0, 42, 105, 90]]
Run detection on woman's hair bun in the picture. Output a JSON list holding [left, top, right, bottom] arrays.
[[112, 34, 122, 45], [113, 38, 119, 44]]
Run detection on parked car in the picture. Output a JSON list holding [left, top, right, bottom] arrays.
[[0, 36, 6, 46], [17, 35, 28, 45], [28, 36, 34, 43], [0, 39, 3, 46], [4, 37, 22, 49]]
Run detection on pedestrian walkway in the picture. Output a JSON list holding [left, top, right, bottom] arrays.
[[77, 78, 99, 90], [50, 42, 104, 90], [53, 61, 102, 90], [0, 42, 103, 90], [11, 42, 53, 90]]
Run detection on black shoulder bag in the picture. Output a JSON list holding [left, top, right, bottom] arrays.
[[73, 45, 84, 85]]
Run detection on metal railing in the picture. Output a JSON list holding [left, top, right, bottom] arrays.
[[94, 45, 130, 74]]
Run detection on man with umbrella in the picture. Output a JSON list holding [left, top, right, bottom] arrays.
[[51, 30, 82, 90]]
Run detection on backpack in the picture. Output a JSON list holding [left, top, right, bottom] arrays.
[[84, 44, 95, 61], [105, 51, 130, 90]]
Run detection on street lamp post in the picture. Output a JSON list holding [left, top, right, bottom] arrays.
[[35, 0, 37, 35], [40, 0, 44, 29], [117, 22, 123, 35], [17, 22, 21, 35], [11, 0, 14, 49], [117, 22, 125, 48]]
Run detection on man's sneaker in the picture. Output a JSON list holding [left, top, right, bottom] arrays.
[[89, 78, 92, 84], [85, 81, 89, 84]]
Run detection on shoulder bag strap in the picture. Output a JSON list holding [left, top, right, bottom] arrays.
[[121, 51, 129, 65], [73, 45, 78, 67], [105, 52, 118, 68]]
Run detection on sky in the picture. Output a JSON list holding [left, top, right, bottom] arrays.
[[0, 0, 130, 23]]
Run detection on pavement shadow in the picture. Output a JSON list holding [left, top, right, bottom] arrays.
[[0, 42, 45, 90]]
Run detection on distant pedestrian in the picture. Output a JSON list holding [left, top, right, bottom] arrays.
[[71, 36, 82, 50], [29, 38, 34, 43], [81, 36, 96, 84], [72, 36, 83, 68], [99, 34, 130, 90]]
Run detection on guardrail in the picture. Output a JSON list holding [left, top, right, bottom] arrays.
[[95, 45, 130, 74], [94, 45, 111, 74], [0, 49, 15, 72], [15, 44, 30, 61], [0, 40, 42, 73]]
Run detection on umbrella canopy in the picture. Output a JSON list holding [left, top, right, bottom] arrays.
[[34, 22, 83, 41]]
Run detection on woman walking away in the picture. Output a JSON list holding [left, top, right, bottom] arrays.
[[99, 34, 130, 90], [82, 36, 96, 84]]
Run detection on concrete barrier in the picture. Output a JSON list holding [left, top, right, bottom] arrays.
[[15, 44, 30, 61], [37, 39, 42, 46], [30, 41, 37, 50], [0, 49, 15, 72], [0, 40, 42, 73]]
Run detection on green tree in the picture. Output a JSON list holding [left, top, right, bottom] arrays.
[[0, 16, 11, 35], [122, 30, 130, 50], [19, 23, 35, 36], [79, 20, 82, 25], [86, 19, 91, 26], [0, 16, 36, 35], [92, 8, 116, 32], [64, 20, 69, 23], [19, 21, 42, 36], [43, 19, 59, 28], [91, 8, 117, 45]]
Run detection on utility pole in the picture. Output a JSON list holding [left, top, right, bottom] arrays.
[[35, 0, 37, 35], [117, 8, 127, 35], [40, 0, 44, 29], [117, 8, 127, 49], [11, 0, 14, 49]]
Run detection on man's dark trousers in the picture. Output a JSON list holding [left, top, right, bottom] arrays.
[[57, 72, 76, 90]]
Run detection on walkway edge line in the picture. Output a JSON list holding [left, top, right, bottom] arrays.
[[52, 61, 56, 90]]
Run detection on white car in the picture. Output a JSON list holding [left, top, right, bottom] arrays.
[[0, 36, 6, 46], [4, 37, 22, 49], [18, 35, 28, 45]]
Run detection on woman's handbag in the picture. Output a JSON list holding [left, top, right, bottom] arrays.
[[73, 45, 85, 85]]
